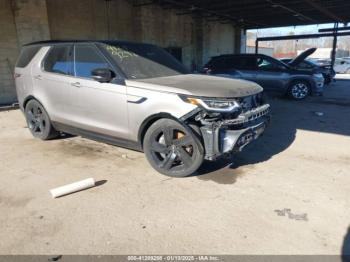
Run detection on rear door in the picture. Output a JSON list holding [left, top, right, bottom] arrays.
[[208, 56, 257, 81], [226, 56, 257, 82], [68, 43, 129, 139], [32, 44, 73, 122]]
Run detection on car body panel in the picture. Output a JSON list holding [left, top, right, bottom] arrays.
[[288, 48, 316, 67], [281, 58, 335, 84], [126, 74, 263, 98]]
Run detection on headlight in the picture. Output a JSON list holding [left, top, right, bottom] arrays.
[[180, 95, 241, 112], [313, 73, 323, 78]]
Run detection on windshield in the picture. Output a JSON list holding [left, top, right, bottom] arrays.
[[101, 42, 189, 79]]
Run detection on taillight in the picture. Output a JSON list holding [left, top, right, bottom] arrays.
[[203, 68, 212, 74]]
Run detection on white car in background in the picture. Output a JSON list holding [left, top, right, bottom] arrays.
[[334, 58, 350, 74]]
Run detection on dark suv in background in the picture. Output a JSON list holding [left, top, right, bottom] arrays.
[[203, 53, 324, 100], [280, 48, 335, 85]]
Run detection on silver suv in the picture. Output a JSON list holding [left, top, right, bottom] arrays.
[[15, 40, 270, 177]]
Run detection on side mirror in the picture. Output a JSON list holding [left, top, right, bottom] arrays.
[[91, 68, 115, 83]]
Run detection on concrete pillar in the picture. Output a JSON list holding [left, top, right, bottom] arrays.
[[12, 0, 51, 47], [193, 18, 203, 71], [0, 0, 19, 104], [234, 27, 246, 54]]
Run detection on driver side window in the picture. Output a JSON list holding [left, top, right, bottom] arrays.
[[257, 57, 278, 71], [74, 44, 110, 79]]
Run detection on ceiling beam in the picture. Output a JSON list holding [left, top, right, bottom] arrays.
[[302, 0, 345, 23], [265, 0, 317, 23], [157, 0, 265, 27]]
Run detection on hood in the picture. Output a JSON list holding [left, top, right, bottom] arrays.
[[125, 74, 263, 98], [289, 48, 317, 67]]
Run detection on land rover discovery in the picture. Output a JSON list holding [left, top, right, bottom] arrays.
[[15, 40, 270, 177]]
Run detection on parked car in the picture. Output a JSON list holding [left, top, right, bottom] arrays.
[[203, 51, 324, 100], [333, 58, 350, 74], [14, 40, 270, 177], [280, 48, 335, 85]]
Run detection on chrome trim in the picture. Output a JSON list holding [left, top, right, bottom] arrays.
[[222, 104, 270, 125]]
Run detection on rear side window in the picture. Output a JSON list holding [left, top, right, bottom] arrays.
[[74, 44, 110, 79], [207, 57, 228, 70], [16, 46, 41, 68], [44, 45, 73, 75], [227, 56, 257, 70]]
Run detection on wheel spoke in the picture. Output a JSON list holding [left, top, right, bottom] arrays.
[[161, 152, 176, 170], [26, 110, 35, 123], [33, 121, 41, 132], [39, 120, 45, 132], [33, 106, 41, 117], [162, 127, 173, 146], [151, 141, 169, 153], [173, 135, 192, 147], [177, 147, 192, 168]]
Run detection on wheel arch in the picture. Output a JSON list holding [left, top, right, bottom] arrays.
[[286, 77, 313, 95], [23, 95, 41, 109], [22, 95, 54, 121], [138, 112, 179, 149]]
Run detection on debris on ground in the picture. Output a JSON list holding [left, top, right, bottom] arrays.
[[50, 178, 96, 198], [274, 208, 308, 221]]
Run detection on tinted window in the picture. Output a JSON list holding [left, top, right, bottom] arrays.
[[102, 43, 189, 79], [74, 44, 110, 78], [44, 45, 73, 75], [229, 56, 257, 70], [208, 57, 228, 70], [16, 46, 41, 68], [257, 57, 285, 70]]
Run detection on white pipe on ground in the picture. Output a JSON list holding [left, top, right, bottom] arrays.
[[50, 178, 96, 198]]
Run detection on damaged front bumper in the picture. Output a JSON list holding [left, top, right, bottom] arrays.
[[192, 104, 270, 160]]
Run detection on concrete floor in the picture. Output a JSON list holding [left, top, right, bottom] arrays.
[[0, 81, 350, 255]]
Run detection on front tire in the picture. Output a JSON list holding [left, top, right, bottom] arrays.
[[288, 80, 310, 100], [25, 100, 59, 140], [143, 119, 204, 177]]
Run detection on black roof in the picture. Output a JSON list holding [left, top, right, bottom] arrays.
[[211, 53, 268, 59], [24, 39, 151, 47]]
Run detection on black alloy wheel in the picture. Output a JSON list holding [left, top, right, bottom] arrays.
[[25, 100, 59, 140], [143, 119, 204, 177]]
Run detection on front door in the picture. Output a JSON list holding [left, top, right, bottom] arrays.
[[67, 43, 129, 139], [225, 56, 257, 82], [255, 56, 289, 92]]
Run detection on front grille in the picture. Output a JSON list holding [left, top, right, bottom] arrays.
[[222, 104, 270, 125], [238, 93, 265, 113]]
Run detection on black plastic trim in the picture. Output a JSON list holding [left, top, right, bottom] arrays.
[[52, 122, 142, 152]]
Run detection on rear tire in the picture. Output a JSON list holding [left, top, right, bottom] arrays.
[[25, 100, 60, 140], [288, 80, 310, 100], [143, 119, 204, 177]]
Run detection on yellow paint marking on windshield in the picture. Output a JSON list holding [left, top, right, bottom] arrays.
[[106, 46, 139, 61]]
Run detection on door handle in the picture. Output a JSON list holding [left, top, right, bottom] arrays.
[[34, 75, 42, 80], [71, 82, 81, 88]]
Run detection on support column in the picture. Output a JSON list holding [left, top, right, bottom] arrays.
[[193, 17, 203, 71], [12, 0, 51, 47], [234, 27, 246, 54]]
